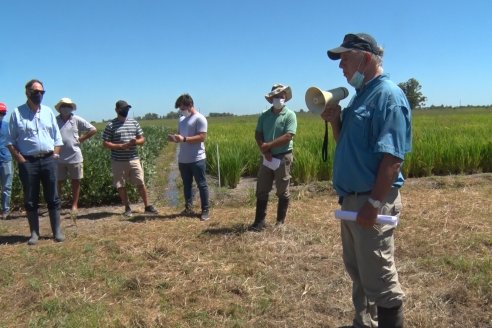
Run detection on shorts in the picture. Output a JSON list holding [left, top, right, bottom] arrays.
[[111, 159, 145, 189], [57, 162, 84, 180]]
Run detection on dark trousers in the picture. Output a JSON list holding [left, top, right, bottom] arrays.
[[18, 156, 60, 211], [178, 159, 209, 212]]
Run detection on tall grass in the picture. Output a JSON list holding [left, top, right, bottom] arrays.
[[204, 109, 491, 188]]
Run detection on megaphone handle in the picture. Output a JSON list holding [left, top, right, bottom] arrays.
[[322, 121, 328, 162]]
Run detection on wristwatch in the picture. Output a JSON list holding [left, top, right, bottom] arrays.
[[367, 197, 382, 209], [183, 136, 187, 143], [53, 153, 60, 160]]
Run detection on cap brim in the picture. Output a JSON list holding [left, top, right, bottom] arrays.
[[327, 46, 351, 60]]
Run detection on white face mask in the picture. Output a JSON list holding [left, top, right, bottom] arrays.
[[348, 56, 366, 89], [349, 71, 365, 89], [179, 109, 192, 118], [272, 98, 285, 109], [60, 106, 74, 116]]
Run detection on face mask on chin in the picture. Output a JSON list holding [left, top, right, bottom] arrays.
[[272, 98, 285, 110], [348, 56, 366, 90], [349, 71, 365, 89]]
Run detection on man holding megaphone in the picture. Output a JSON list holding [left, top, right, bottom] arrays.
[[322, 33, 412, 328]]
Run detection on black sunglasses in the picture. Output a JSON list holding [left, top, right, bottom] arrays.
[[29, 89, 46, 95]]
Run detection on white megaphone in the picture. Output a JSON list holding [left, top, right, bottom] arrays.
[[305, 87, 349, 115]]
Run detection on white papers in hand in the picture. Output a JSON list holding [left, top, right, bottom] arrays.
[[335, 210, 399, 226], [262, 155, 281, 171]]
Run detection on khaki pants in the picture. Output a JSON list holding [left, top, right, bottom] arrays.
[[341, 188, 405, 328], [255, 153, 293, 201]]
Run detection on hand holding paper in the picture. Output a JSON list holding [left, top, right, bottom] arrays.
[[262, 155, 281, 171], [335, 210, 399, 226]]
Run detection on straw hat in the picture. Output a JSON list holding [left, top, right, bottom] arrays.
[[265, 83, 292, 104], [55, 98, 77, 112]]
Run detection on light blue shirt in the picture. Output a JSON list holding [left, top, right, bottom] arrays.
[[178, 112, 207, 164], [0, 119, 12, 162], [8, 103, 63, 155], [333, 74, 412, 196]]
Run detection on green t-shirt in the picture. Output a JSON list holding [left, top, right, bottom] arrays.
[[256, 106, 297, 155]]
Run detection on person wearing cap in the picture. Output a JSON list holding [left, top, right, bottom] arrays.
[[0, 102, 13, 219], [7, 79, 65, 245], [249, 84, 297, 231], [55, 98, 97, 218], [102, 100, 158, 217], [322, 33, 412, 327], [168, 94, 210, 221]]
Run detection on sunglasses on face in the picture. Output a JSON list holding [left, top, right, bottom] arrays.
[[29, 89, 45, 95]]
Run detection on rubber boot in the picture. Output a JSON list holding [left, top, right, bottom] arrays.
[[378, 305, 404, 328], [27, 211, 40, 245], [276, 197, 290, 225], [49, 208, 65, 242], [249, 199, 268, 231]]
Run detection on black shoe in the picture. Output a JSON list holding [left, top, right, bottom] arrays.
[[144, 205, 158, 214], [248, 221, 266, 232], [200, 210, 210, 221], [181, 207, 195, 217]]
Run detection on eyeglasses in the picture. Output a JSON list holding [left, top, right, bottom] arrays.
[[29, 89, 45, 95]]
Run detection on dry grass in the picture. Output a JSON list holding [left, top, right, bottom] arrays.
[[0, 173, 491, 328]]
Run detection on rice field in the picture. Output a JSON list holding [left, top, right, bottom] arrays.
[[11, 108, 489, 206], [201, 108, 492, 188]]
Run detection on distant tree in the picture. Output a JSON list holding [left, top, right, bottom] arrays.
[[165, 111, 180, 119], [398, 78, 427, 109], [142, 113, 160, 120], [209, 112, 234, 117]]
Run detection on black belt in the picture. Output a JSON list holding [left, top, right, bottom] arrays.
[[23, 151, 53, 160], [338, 191, 371, 205], [346, 190, 371, 196], [272, 150, 292, 159]]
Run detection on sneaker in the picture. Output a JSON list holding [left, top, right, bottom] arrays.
[[123, 206, 133, 217], [200, 210, 210, 221], [144, 205, 158, 214], [181, 207, 195, 217], [1, 210, 10, 220]]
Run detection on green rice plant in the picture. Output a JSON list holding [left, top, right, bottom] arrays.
[[206, 109, 492, 184]]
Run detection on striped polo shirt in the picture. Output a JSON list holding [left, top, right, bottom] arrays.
[[102, 118, 143, 161]]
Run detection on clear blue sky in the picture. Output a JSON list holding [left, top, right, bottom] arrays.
[[1, 0, 490, 122]]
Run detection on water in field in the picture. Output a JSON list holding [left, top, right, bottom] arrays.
[[165, 146, 180, 207]]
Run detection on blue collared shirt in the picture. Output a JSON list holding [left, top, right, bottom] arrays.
[[333, 74, 412, 196], [0, 119, 12, 162], [8, 103, 63, 155]]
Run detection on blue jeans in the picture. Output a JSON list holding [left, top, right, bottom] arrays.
[[178, 159, 209, 212], [0, 161, 13, 213], [18, 156, 60, 211]]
